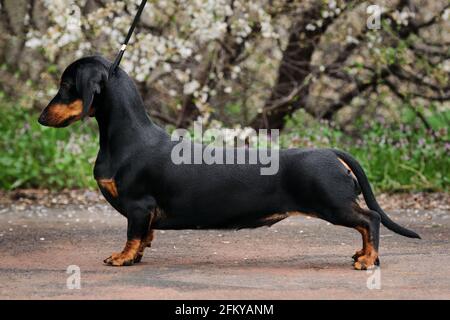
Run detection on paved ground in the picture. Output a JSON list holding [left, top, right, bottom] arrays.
[[0, 203, 449, 299]]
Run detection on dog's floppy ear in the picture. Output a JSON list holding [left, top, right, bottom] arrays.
[[76, 64, 107, 118]]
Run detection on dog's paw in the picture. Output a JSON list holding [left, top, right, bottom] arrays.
[[133, 252, 144, 263], [353, 260, 369, 270], [104, 252, 135, 266], [352, 249, 364, 261], [104, 239, 142, 266], [352, 256, 380, 270]]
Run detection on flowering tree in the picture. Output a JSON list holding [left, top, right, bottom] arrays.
[[0, 0, 448, 133], [251, 0, 450, 131]]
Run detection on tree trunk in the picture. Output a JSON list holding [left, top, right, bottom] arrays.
[[250, 3, 335, 129], [0, 0, 50, 101]]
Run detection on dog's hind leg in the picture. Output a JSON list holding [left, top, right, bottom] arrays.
[[353, 204, 381, 270], [348, 203, 380, 270], [323, 202, 380, 270]]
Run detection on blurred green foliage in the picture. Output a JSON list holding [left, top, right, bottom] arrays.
[[283, 109, 449, 192], [0, 97, 448, 192], [0, 99, 98, 190]]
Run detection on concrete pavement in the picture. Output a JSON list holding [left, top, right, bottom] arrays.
[[0, 203, 448, 299]]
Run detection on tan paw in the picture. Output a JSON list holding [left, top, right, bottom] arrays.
[[352, 249, 364, 261], [104, 252, 136, 266], [353, 255, 380, 270]]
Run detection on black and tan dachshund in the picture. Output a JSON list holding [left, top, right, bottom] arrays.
[[38, 56, 420, 270]]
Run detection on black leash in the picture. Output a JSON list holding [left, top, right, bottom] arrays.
[[108, 0, 148, 78]]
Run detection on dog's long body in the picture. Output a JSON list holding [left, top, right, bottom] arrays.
[[39, 56, 420, 269]]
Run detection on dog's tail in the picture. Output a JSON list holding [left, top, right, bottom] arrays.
[[330, 149, 421, 239]]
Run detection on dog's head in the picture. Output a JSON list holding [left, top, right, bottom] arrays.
[[38, 56, 109, 128]]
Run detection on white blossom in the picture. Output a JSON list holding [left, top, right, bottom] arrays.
[[306, 24, 316, 31], [184, 80, 200, 95]]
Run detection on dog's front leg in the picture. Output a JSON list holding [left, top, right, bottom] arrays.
[[104, 207, 152, 266], [134, 210, 156, 263]]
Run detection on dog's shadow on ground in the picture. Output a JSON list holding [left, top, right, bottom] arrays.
[[134, 254, 352, 271], [105, 256, 356, 291]]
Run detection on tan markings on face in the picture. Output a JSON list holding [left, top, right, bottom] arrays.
[[46, 99, 84, 125], [97, 178, 118, 197], [338, 157, 356, 179]]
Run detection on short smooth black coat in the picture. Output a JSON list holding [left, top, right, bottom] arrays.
[[38, 56, 420, 269]]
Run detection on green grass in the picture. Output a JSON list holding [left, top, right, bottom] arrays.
[[0, 101, 98, 190], [282, 109, 449, 192], [0, 98, 448, 192]]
